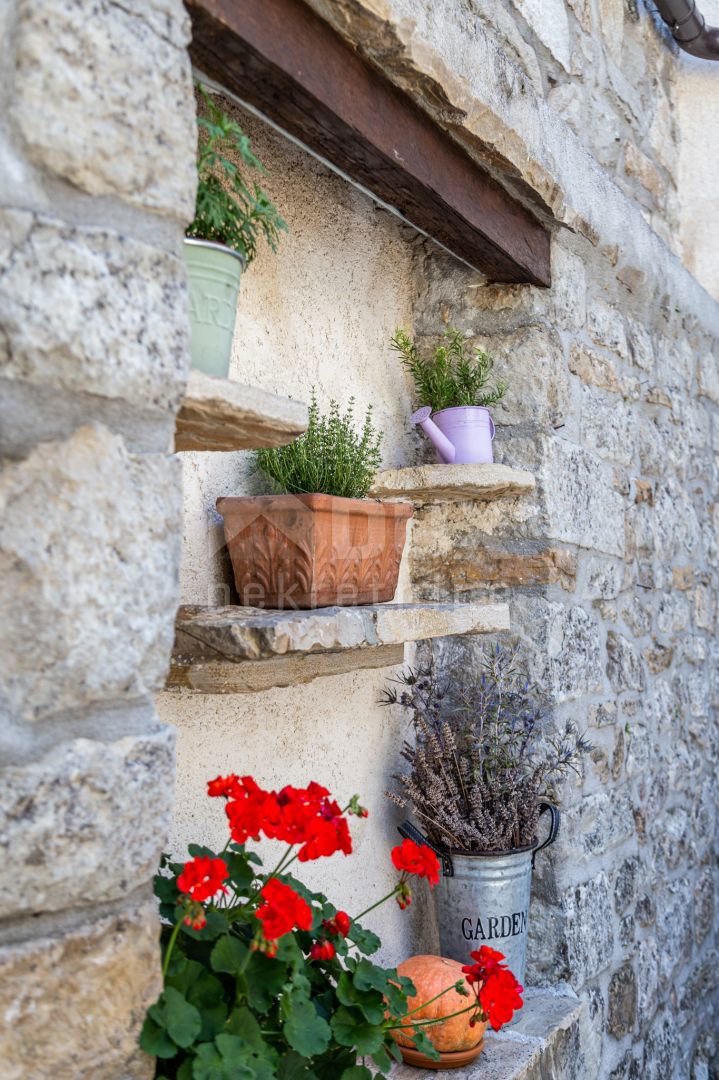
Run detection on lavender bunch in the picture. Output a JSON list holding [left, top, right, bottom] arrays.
[[383, 646, 592, 854]]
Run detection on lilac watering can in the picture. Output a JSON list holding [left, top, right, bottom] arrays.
[[411, 405, 495, 464]]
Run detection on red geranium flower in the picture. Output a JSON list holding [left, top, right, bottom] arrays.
[[177, 856, 228, 903], [322, 910, 351, 937], [391, 838, 441, 886], [225, 776, 268, 844], [256, 878, 313, 941], [310, 940, 336, 961], [207, 774, 241, 798], [478, 967, 524, 1031], [462, 945, 508, 985]]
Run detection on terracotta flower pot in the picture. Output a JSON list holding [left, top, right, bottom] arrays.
[[216, 493, 412, 609], [398, 1040, 485, 1070]]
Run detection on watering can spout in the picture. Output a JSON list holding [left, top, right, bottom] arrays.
[[410, 406, 455, 463]]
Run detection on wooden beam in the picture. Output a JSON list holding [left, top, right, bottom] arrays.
[[187, 0, 551, 286]]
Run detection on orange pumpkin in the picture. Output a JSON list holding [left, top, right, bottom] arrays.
[[391, 954, 487, 1052]]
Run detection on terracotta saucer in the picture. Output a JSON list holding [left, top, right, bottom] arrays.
[[399, 1038, 485, 1070]]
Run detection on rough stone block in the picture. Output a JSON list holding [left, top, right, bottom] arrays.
[[0, 212, 188, 455], [580, 388, 635, 466], [606, 631, 646, 692], [564, 873, 615, 984], [491, 327, 570, 430], [410, 544, 577, 596], [569, 343, 623, 393], [0, 726, 174, 917], [587, 300, 629, 359], [0, 899, 160, 1080], [607, 961, 637, 1038], [12, 0, 196, 217], [539, 437, 625, 557], [0, 425, 181, 722]]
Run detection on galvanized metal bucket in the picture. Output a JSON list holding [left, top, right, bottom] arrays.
[[184, 239, 245, 377], [399, 804, 559, 988]]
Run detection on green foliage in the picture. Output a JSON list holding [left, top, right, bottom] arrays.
[[141, 837, 445, 1077], [391, 327, 508, 411], [256, 392, 383, 499], [187, 85, 287, 261]]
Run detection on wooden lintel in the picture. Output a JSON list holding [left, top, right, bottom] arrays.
[[187, 0, 551, 286]]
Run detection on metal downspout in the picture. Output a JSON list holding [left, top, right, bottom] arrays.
[[654, 0, 719, 59]]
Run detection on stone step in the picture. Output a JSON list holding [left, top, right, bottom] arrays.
[[391, 990, 591, 1080], [369, 463, 536, 504]]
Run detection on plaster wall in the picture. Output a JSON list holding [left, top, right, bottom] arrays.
[[676, 0, 719, 301], [159, 102, 428, 957]]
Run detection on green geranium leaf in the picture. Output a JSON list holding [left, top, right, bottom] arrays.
[[411, 1029, 441, 1059], [371, 1044, 394, 1074], [283, 996, 332, 1057], [210, 935, 249, 975], [340, 1069, 373, 1080], [188, 844, 218, 858], [348, 924, 381, 956], [149, 987, 202, 1050], [246, 951, 288, 1013], [191, 1040, 230, 1080], [330, 1005, 386, 1056], [216, 1033, 275, 1080], [336, 971, 385, 1024], [139, 1015, 177, 1059], [154, 872, 179, 905], [168, 959, 227, 1040], [225, 851, 255, 892], [178, 1061, 194, 1080], [277, 1051, 319, 1079]]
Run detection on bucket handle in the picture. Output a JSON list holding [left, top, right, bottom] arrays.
[[532, 802, 560, 868], [398, 821, 454, 878], [399, 805, 559, 876]]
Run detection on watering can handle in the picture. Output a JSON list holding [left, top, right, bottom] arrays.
[[532, 802, 560, 868], [489, 415, 496, 440], [398, 821, 454, 877]]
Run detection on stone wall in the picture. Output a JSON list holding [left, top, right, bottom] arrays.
[[0, 1, 195, 1077]]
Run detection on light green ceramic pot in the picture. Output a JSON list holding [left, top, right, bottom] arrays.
[[184, 239, 245, 377]]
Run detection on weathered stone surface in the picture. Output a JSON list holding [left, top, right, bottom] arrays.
[[0, 212, 188, 455], [175, 370, 310, 452], [587, 300, 629, 359], [607, 961, 637, 1038], [569, 343, 623, 393], [12, 0, 196, 217], [581, 389, 635, 466], [0, 727, 174, 917], [614, 856, 641, 914], [491, 327, 570, 430], [530, 872, 614, 986], [0, 898, 160, 1080], [693, 868, 716, 946], [172, 600, 510, 664], [411, 544, 577, 594], [606, 631, 646, 692], [0, 425, 181, 722], [539, 437, 625, 557], [543, 602, 603, 701], [369, 462, 536, 504], [575, 789, 635, 857]]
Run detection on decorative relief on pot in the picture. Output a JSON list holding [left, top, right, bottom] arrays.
[[216, 494, 412, 609]]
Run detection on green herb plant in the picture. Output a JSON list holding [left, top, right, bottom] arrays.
[[257, 392, 383, 499], [187, 85, 287, 262], [391, 328, 508, 413]]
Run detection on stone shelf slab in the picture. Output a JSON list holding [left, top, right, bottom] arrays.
[[175, 370, 308, 452], [391, 990, 587, 1079], [369, 463, 535, 504], [168, 601, 510, 693]]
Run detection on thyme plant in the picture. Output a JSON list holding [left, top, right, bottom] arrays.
[[187, 85, 287, 261], [256, 392, 383, 499], [383, 646, 592, 853], [391, 328, 508, 412]]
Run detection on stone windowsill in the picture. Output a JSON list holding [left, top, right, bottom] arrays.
[[167, 601, 510, 693], [391, 990, 587, 1079], [174, 370, 309, 452], [369, 463, 536, 504]]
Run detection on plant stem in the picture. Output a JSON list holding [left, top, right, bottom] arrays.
[[397, 984, 461, 1019], [353, 886, 400, 922], [385, 1001, 481, 1032], [161, 918, 183, 980]]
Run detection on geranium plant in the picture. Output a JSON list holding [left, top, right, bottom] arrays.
[[141, 775, 523, 1078]]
